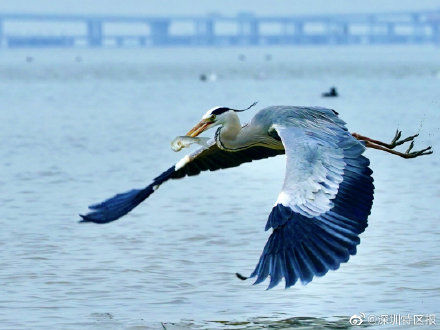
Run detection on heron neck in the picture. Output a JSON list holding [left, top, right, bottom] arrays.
[[217, 113, 258, 150], [220, 112, 242, 140]]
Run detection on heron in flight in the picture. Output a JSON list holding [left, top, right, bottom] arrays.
[[80, 104, 432, 289]]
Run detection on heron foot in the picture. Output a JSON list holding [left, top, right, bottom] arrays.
[[352, 130, 432, 159], [400, 143, 432, 158], [386, 129, 419, 149], [364, 140, 433, 159]]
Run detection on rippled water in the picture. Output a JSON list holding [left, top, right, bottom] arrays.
[[0, 46, 439, 329]]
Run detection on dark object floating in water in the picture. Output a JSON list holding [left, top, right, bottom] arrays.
[[199, 73, 217, 82], [322, 87, 338, 97], [238, 54, 246, 61], [25, 56, 33, 63]]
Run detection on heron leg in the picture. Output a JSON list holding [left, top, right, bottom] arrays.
[[351, 129, 432, 159], [352, 129, 419, 149], [363, 140, 432, 159]]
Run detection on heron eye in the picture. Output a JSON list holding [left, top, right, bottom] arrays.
[[210, 115, 216, 121]]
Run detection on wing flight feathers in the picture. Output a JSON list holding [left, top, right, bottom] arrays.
[[81, 139, 284, 223], [249, 118, 374, 289]]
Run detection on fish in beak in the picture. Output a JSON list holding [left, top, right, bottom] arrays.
[[186, 119, 212, 137]]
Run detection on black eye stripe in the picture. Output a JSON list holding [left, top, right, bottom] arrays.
[[211, 107, 230, 115]]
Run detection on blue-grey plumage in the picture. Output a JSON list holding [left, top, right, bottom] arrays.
[[80, 104, 432, 288]]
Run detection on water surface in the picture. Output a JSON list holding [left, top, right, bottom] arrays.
[[0, 46, 439, 329]]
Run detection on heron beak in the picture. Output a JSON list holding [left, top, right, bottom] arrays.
[[186, 119, 211, 137]]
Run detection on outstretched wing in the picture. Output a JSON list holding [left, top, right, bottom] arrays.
[[249, 117, 374, 289], [80, 139, 284, 224]]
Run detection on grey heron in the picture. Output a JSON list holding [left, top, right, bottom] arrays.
[[80, 104, 432, 289]]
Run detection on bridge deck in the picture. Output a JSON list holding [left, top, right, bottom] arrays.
[[0, 10, 439, 47]]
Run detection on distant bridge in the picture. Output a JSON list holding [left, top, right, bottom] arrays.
[[0, 10, 440, 48]]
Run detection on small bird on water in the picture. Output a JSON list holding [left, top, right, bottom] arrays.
[[322, 87, 338, 97], [80, 103, 432, 289]]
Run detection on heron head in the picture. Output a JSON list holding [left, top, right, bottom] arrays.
[[186, 102, 257, 137], [186, 106, 233, 137]]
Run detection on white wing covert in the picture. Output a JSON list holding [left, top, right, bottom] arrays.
[[272, 125, 345, 220]]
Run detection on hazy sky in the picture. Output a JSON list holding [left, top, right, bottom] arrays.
[[0, 0, 439, 16]]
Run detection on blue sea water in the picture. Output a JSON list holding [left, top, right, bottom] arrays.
[[0, 46, 439, 329]]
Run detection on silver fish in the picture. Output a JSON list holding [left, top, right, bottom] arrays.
[[171, 136, 210, 152]]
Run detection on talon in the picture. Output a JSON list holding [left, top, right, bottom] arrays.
[[405, 141, 414, 153], [397, 133, 419, 146], [420, 146, 432, 154], [391, 130, 401, 145], [405, 146, 433, 158], [388, 131, 419, 149]]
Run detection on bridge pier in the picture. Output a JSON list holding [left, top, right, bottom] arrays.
[[327, 22, 350, 44], [294, 22, 304, 43], [386, 23, 395, 35], [281, 22, 296, 44], [237, 13, 259, 45], [87, 20, 103, 47], [150, 20, 170, 45], [432, 23, 440, 44], [237, 20, 258, 44], [195, 19, 214, 45], [0, 19, 3, 47]]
